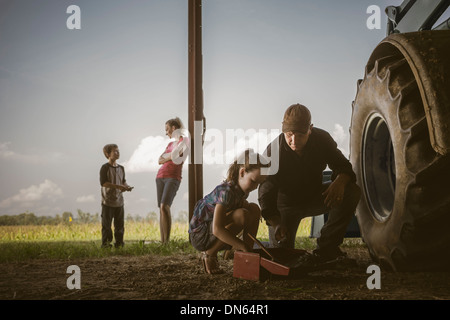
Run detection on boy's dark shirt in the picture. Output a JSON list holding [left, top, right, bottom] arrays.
[[100, 163, 126, 208], [258, 128, 356, 221]]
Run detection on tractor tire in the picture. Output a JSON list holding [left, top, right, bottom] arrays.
[[350, 45, 450, 271]]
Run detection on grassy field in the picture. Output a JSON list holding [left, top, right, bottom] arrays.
[[0, 218, 352, 262], [0, 218, 362, 262], [0, 218, 316, 262]]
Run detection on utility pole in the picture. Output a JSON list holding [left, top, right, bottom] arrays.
[[188, 0, 205, 222]]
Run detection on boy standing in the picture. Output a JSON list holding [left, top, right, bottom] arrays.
[[100, 144, 133, 248]]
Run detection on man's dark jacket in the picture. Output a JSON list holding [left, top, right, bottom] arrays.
[[258, 127, 356, 221]]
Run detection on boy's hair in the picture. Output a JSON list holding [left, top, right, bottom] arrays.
[[226, 149, 270, 185], [103, 144, 118, 159], [166, 117, 184, 129]]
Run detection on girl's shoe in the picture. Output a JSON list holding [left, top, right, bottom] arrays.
[[201, 252, 224, 275]]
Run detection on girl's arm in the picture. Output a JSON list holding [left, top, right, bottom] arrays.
[[170, 137, 189, 165], [212, 204, 248, 252], [158, 153, 171, 165]]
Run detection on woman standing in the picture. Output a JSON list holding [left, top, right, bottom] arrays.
[[156, 117, 187, 243]]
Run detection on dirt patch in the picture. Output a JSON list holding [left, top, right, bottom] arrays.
[[1, 247, 449, 300]]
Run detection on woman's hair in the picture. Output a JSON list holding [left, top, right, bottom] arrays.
[[225, 149, 270, 185], [166, 117, 184, 129], [103, 144, 118, 159]]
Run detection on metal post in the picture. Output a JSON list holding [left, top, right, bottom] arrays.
[[188, 0, 204, 222]]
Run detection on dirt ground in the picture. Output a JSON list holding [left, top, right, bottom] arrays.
[[0, 246, 449, 301]]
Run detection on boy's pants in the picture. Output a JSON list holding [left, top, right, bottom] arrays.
[[268, 181, 361, 254], [101, 205, 124, 247]]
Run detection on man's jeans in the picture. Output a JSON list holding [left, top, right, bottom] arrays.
[[268, 182, 361, 253]]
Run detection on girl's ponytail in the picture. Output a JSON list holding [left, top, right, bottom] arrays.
[[226, 162, 241, 186]]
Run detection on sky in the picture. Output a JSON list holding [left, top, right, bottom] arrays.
[[0, 0, 405, 219]]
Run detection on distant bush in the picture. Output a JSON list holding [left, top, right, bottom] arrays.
[[76, 209, 99, 224], [0, 210, 182, 226], [0, 210, 98, 226], [0, 212, 62, 226]]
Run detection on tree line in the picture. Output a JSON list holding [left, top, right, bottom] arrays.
[[0, 210, 189, 226]]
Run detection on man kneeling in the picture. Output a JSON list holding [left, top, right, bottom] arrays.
[[258, 104, 361, 263]]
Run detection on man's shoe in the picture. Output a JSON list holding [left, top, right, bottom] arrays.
[[312, 247, 356, 266]]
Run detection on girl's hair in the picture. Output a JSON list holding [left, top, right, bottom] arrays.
[[166, 117, 184, 129], [103, 144, 118, 159], [226, 149, 270, 185]]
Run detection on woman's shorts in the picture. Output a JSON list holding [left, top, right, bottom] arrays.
[[189, 221, 232, 252], [156, 178, 181, 207]]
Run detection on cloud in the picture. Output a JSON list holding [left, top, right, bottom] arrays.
[[0, 142, 64, 164], [123, 129, 281, 173], [332, 123, 349, 157], [123, 135, 170, 173], [76, 194, 96, 203], [0, 179, 63, 208], [0, 142, 15, 159]]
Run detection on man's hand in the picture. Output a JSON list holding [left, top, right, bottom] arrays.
[[274, 224, 288, 244], [267, 216, 288, 243], [322, 173, 350, 208]]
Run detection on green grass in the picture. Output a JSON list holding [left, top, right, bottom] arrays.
[[0, 218, 319, 262]]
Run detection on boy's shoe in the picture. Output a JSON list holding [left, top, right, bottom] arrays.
[[114, 242, 124, 249], [101, 243, 112, 249]]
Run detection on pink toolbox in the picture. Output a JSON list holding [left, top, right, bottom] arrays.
[[233, 248, 311, 281]]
